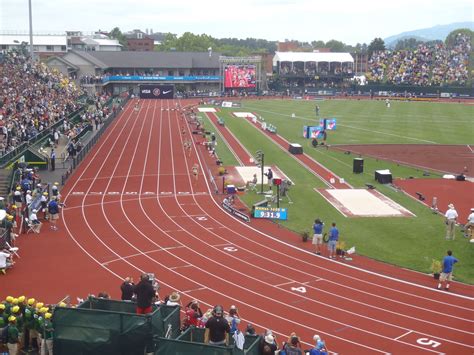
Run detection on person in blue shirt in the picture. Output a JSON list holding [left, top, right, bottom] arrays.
[[47, 198, 60, 231], [327, 223, 339, 259], [312, 219, 324, 255], [309, 334, 328, 355], [437, 250, 458, 291]]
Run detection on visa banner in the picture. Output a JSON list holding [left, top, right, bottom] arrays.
[[139, 84, 174, 99]]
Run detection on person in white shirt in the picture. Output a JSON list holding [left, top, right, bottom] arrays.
[[444, 203, 458, 240], [166, 292, 181, 307], [465, 208, 474, 242], [25, 190, 33, 206], [0, 250, 12, 274], [30, 209, 42, 233]]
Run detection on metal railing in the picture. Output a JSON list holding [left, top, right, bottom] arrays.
[[0, 106, 86, 167]]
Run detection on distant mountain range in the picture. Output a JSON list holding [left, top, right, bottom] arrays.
[[384, 22, 474, 48]]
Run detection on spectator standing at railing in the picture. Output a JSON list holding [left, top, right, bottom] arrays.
[[50, 149, 56, 171], [47, 198, 59, 231], [13, 187, 22, 208]]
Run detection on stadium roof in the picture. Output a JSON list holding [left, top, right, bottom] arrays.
[[273, 51, 354, 64], [81, 51, 222, 69], [81, 37, 122, 47]]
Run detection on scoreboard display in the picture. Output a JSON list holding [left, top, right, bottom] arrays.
[[254, 207, 288, 220]]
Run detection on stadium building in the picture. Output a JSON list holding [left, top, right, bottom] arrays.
[[47, 51, 269, 96]]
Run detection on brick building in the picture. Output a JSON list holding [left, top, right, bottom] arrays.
[[125, 30, 154, 52]]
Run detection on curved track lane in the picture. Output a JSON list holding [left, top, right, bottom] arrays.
[[54, 99, 474, 353]]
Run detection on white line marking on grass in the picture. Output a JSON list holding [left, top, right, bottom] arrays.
[[243, 105, 440, 143], [337, 124, 438, 144]]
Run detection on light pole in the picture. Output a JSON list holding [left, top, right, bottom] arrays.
[[28, 0, 34, 60]]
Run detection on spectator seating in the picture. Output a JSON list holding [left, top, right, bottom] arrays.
[[367, 33, 470, 86]]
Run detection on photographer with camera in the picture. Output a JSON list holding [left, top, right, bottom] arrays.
[[133, 273, 155, 314]]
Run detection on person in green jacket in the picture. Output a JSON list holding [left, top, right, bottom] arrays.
[[41, 312, 54, 355], [7, 315, 20, 355], [24, 298, 38, 351]]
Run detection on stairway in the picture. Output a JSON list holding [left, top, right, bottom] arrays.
[[0, 168, 12, 198]]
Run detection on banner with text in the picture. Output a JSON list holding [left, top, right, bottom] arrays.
[[139, 85, 174, 99]]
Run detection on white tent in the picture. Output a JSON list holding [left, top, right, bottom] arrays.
[[273, 52, 354, 66]]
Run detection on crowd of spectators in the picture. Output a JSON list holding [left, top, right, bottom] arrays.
[[367, 33, 471, 86], [0, 50, 83, 157], [117, 273, 329, 354], [79, 75, 103, 85], [0, 163, 63, 278], [278, 62, 353, 77]]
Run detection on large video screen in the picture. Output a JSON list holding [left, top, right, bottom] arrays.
[[224, 65, 256, 88]]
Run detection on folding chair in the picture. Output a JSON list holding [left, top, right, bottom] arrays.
[[26, 218, 42, 234], [6, 241, 20, 259]]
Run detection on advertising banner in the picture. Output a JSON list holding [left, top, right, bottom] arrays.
[[139, 85, 174, 99]]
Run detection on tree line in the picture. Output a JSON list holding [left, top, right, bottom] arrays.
[[108, 27, 472, 59]]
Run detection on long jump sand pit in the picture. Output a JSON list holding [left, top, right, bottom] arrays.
[[233, 112, 257, 119], [316, 189, 414, 217], [197, 107, 217, 112], [235, 166, 292, 184]]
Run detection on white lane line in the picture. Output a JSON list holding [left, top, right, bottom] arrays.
[[394, 330, 413, 341]]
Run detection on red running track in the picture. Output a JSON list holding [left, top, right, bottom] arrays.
[[3, 99, 473, 354]]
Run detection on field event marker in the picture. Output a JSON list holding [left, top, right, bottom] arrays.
[[195, 216, 208, 221], [223, 246, 238, 252]]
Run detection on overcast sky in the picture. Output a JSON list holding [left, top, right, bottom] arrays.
[[0, 0, 472, 44]]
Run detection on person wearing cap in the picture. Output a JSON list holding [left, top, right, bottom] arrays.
[[47, 197, 60, 231], [133, 274, 155, 314], [34, 308, 46, 352], [165, 292, 181, 307], [0, 304, 6, 328], [309, 334, 328, 355], [0, 249, 12, 275], [51, 182, 60, 199], [40, 312, 54, 355], [24, 298, 38, 352], [30, 209, 41, 233], [3, 296, 14, 314], [282, 332, 303, 355], [204, 305, 230, 346], [11, 305, 24, 349], [5, 214, 14, 245], [40, 192, 49, 220], [444, 203, 458, 240], [7, 315, 20, 355], [437, 250, 458, 291], [259, 331, 278, 354], [13, 187, 23, 208], [465, 208, 474, 242]]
